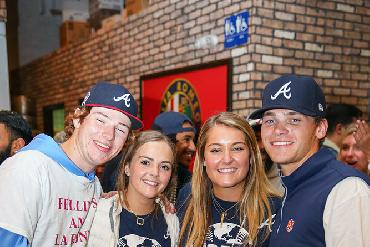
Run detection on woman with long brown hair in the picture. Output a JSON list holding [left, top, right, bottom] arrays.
[[88, 130, 179, 246], [177, 112, 280, 246]]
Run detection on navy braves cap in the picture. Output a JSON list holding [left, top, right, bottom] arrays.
[[81, 81, 143, 130], [249, 74, 326, 119], [151, 111, 195, 136]]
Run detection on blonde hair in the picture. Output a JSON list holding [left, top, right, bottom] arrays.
[[178, 112, 279, 246], [116, 130, 177, 209]]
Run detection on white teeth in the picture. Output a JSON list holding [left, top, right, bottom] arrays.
[[272, 141, 292, 146], [96, 142, 109, 148], [143, 180, 158, 186], [218, 168, 236, 173]]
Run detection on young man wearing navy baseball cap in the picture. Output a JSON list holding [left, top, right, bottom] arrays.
[[0, 81, 143, 246], [249, 74, 369, 247], [152, 111, 196, 198]]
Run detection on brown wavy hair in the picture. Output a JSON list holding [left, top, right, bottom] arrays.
[[178, 112, 279, 246], [116, 130, 177, 210], [64, 106, 91, 138]]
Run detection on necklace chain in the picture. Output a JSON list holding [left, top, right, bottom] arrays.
[[123, 192, 153, 226], [211, 193, 238, 226]]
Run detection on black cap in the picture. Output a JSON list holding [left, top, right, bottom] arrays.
[[151, 112, 195, 136], [249, 74, 326, 119], [82, 81, 143, 130]]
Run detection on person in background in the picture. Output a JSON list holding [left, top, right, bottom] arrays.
[[339, 124, 369, 176], [354, 120, 370, 162], [88, 130, 179, 246], [0, 81, 143, 246], [152, 111, 196, 200], [322, 103, 362, 157], [177, 112, 280, 246], [0, 110, 33, 164], [249, 74, 369, 247]]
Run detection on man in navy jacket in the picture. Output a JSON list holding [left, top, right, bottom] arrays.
[[249, 74, 369, 247]]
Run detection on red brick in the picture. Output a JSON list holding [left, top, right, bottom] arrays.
[[273, 65, 292, 74], [315, 53, 333, 61], [256, 63, 272, 72], [306, 25, 324, 34], [333, 88, 351, 96], [323, 79, 340, 87], [284, 22, 305, 31], [341, 80, 358, 87], [285, 58, 303, 66], [273, 48, 294, 57], [296, 50, 314, 59], [294, 67, 313, 76], [341, 96, 357, 105], [344, 13, 362, 23]]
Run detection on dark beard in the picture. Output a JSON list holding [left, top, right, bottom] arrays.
[[0, 144, 12, 165]]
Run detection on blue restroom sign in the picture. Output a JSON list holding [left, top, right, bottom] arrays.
[[224, 11, 249, 48]]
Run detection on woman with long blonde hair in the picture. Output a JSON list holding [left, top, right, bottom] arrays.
[[177, 112, 280, 246]]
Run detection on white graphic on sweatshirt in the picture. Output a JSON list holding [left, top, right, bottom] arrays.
[[117, 234, 161, 247], [270, 81, 292, 100], [204, 222, 248, 246]]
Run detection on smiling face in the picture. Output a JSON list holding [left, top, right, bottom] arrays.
[[175, 122, 196, 167], [204, 124, 250, 198], [261, 109, 327, 176], [339, 134, 368, 174], [125, 141, 173, 203], [72, 106, 131, 172]]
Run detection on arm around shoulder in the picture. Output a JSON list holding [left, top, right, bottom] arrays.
[[87, 195, 122, 247]]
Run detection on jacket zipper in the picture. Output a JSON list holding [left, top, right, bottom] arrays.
[[276, 182, 287, 234]]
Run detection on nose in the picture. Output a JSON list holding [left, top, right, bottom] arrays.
[[189, 140, 196, 152], [150, 164, 159, 177], [274, 121, 288, 136], [346, 147, 355, 157], [223, 148, 233, 165], [102, 125, 115, 141]]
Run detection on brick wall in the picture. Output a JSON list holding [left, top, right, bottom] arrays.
[[15, 0, 370, 131], [0, 0, 6, 21]]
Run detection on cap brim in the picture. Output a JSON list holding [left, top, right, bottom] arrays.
[[249, 105, 323, 120], [130, 117, 143, 130]]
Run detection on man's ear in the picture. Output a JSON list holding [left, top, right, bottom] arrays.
[[334, 123, 344, 135], [10, 138, 26, 156], [72, 108, 82, 129], [316, 119, 328, 140]]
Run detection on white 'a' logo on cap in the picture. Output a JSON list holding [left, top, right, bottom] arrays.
[[271, 81, 292, 100], [113, 94, 131, 107], [81, 92, 90, 106]]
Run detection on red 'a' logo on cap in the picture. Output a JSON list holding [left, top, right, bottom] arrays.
[[286, 219, 295, 232]]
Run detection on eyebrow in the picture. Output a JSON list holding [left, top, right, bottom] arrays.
[[138, 155, 172, 164], [207, 141, 246, 147], [94, 112, 130, 128], [263, 110, 302, 117]]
